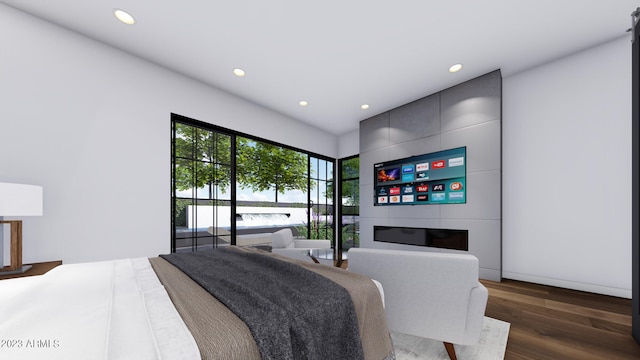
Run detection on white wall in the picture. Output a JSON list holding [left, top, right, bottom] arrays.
[[338, 129, 359, 159], [503, 36, 632, 297], [0, 5, 337, 265]]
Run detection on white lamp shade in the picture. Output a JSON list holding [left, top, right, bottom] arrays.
[[0, 182, 43, 216]]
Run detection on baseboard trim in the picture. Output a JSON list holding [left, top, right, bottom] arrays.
[[502, 271, 632, 299]]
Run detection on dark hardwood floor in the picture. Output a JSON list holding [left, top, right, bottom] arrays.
[[482, 279, 640, 360]]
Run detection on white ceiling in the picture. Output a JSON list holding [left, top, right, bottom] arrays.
[[2, 1, 637, 136]]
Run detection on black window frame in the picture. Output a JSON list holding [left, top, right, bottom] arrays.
[[337, 154, 360, 259], [171, 113, 336, 252]]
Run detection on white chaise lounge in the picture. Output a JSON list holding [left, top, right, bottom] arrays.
[[206, 227, 273, 247], [347, 248, 488, 360], [270, 228, 331, 261]]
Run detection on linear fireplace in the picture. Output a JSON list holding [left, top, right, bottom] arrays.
[[373, 226, 468, 251]]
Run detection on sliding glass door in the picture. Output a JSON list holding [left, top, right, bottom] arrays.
[[337, 156, 359, 262], [171, 114, 335, 253], [234, 136, 310, 242], [307, 157, 334, 243]]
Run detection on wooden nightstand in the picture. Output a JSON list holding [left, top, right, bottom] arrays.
[[0, 260, 62, 280]]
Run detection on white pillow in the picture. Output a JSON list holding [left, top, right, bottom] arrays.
[[271, 229, 293, 248], [371, 279, 385, 309]]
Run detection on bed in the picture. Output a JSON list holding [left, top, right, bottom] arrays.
[[0, 247, 394, 360]]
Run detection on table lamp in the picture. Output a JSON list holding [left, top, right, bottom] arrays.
[[0, 182, 43, 274]]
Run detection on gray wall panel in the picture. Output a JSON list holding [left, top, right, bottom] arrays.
[[442, 218, 502, 269], [359, 70, 502, 281], [360, 112, 390, 153], [358, 217, 390, 249], [441, 170, 501, 220], [441, 120, 501, 173], [441, 70, 502, 132], [389, 93, 440, 143], [479, 269, 501, 282], [389, 201, 442, 220], [388, 134, 441, 161]]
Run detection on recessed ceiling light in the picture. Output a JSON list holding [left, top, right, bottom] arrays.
[[361, 104, 370, 110], [113, 9, 135, 25], [299, 100, 308, 107], [449, 63, 463, 73], [233, 68, 246, 77]]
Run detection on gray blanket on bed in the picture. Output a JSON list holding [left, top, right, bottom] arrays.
[[160, 248, 364, 360]]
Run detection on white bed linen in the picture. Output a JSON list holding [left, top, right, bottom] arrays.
[[0, 258, 200, 360]]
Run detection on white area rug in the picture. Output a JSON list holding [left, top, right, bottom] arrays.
[[392, 317, 510, 360]]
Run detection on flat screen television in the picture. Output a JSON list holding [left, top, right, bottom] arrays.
[[373, 146, 466, 206]]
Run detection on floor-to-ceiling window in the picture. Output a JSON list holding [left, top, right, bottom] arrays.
[[171, 114, 335, 252], [172, 119, 233, 252], [337, 156, 359, 259], [308, 157, 335, 243], [235, 136, 311, 240]]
